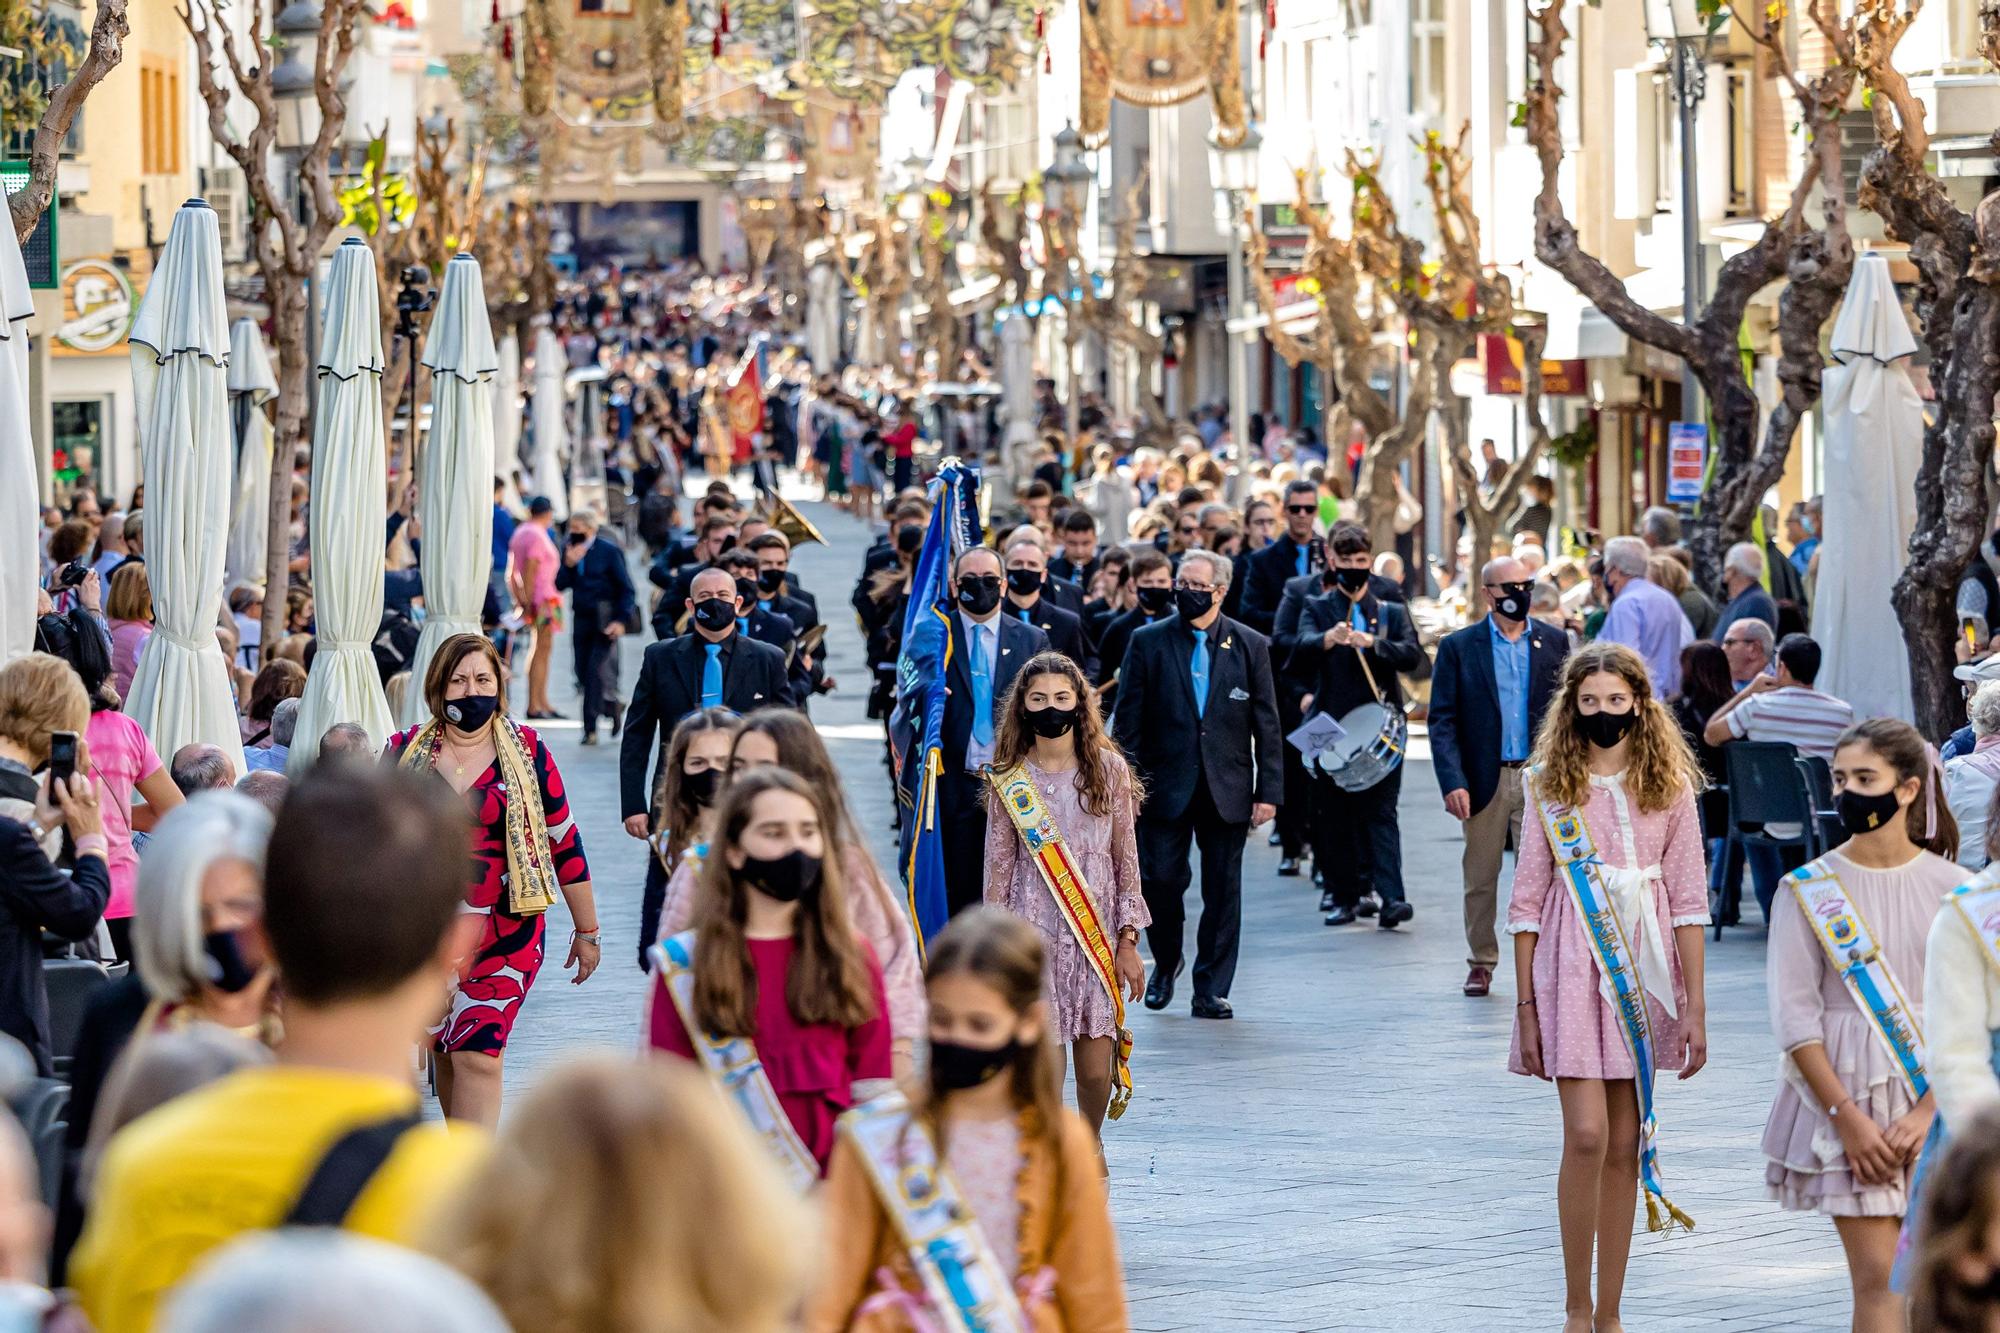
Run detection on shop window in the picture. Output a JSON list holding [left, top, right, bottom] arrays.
[[140, 59, 182, 176], [51, 399, 105, 508]]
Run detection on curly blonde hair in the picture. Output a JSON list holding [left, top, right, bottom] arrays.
[[1529, 642, 1704, 814]]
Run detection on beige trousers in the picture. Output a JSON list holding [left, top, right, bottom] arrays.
[[1462, 765, 1525, 968]]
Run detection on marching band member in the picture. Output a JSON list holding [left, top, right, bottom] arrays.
[[635, 707, 736, 970], [983, 651, 1147, 1135], [1764, 718, 1959, 1333], [646, 768, 891, 1181], [1509, 643, 1710, 1333], [807, 907, 1128, 1333]]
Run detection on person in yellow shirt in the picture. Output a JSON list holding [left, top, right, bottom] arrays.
[[72, 765, 490, 1333]]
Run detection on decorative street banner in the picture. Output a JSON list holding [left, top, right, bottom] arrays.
[[520, 0, 684, 134], [1667, 422, 1707, 504], [1079, 0, 1246, 147]]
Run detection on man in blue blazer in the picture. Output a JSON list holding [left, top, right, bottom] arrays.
[[1427, 556, 1570, 997]]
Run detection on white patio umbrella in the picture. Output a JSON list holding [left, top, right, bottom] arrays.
[[525, 318, 568, 517], [223, 317, 279, 594], [0, 198, 37, 662], [290, 239, 392, 771], [493, 328, 523, 503], [401, 253, 498, 728], [1812, 250, 1922, 722], [121, 199, 246, 775], [999, 311, 1037, 486]]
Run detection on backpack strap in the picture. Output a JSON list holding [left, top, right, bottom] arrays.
[[283, 1112, 423, 1228]]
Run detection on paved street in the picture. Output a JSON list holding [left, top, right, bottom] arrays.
[[499, 489, 1850, 1332]]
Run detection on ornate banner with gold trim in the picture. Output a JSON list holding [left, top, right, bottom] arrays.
[[1078, 0, 1246, 147]]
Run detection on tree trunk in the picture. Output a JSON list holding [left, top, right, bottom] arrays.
[[259, 280, 312, 658]]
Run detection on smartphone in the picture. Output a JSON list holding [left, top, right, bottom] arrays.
[[566, 530, 589, 546], [47, 730, 77, 790]]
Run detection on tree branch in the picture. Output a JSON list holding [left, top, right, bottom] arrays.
[[9, 0, 129, 241]]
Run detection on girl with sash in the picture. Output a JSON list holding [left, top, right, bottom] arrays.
[[1508, 643, 1711, 1333], [982, 651, 1147, 1135], [1764, 718, 1960, 1333], [386, 632, 600, 1126], [636, 706, 735, 970], [807, 907, 1129, 1333], [646, 766, 891, 1176]]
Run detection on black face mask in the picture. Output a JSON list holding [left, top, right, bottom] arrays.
[[957, 576, 1003, 616], [1027, 705, 1079, 739], [202, 929, 262, 994], [1006, 569, 1044, 599], [735, 578, 761, 609], [1174, 587, 1215, 623], [692, 598, 738, 632], [897, 525, 924, 554], [441, 692, 500, 733], [1136, 586, 1172, 616], [930, 1038, 1020, 1092], [1492, 581, 1533, 623], [1578, 708, 1637, 750], [738, 849, 822, 903], [1333, 567, 1370, 594], [1836, 787, 1905, 837], [680, 767, 719, 808], [757, 568, 786, 594]]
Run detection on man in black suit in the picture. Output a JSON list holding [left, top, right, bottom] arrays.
[[1096, 548, 1172, 690], [1238, 479, 1324, 635], [1112, 550, 1282, 1020], [620, 566, 789, 833], [1001, 536, 1096, 678], [1428, 556, 1569, 996], [749, 531, 830, 699], [1049, 508, 1102, 590], [907, 545, 1048, 914], [555, 509, 638, 746], [1292, 522, 1425, 929], [716, 551, 806, 707]]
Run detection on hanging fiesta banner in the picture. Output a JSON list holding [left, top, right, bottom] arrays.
[[520, 0, 685, 135], [1078, 0, 1246, 146], [807, 0, 1044, 95], [802, 102, 881, 201]]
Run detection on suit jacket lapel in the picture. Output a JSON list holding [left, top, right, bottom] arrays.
[[1468, 620, 1499, 708], [1173, 621, 1200, 715], [673, 635, 702, 706], [948, 612, 972, 697]]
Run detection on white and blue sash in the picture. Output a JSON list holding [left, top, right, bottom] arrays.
[[1536, 788, 1693, 1232], [1786, 860, 1929, 1100], [650, 930, 820, 1193], [838, 1091, 1032, 1333]]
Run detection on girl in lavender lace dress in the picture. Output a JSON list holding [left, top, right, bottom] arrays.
[[983, 651, 1148, 1134]]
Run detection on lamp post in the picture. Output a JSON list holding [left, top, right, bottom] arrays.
[[272, 0, 322, 416], [1044, 124, 1092, 444], [1208, 124, 1260, 500], [1644, 0, 1709, 427]]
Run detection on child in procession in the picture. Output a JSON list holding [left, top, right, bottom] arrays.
[[646, 767, 892, 1174], [1764, 717, 1960, 1333], [807, 907, 1129, 1333], [1509, 642, 1711, 1333], [983, 651, 1147, 1135], [636, 707, 736, 968]]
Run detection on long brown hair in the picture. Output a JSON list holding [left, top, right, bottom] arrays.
[[690, 768, 876, 1037], [1835, 717, 1959, 861], [1529, 642, 1704, 814], [1910, 1105, 2000, 1331], [730, 709, 863, 845], [989, 651, 1139, 818], [652, 707, 737, 851]]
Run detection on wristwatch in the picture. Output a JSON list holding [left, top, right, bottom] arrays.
[[572, 928, 602, 947]]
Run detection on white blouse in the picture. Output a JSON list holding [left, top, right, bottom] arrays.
[[1923, 899, 2000, 1128]]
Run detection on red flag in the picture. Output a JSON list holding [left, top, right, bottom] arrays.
[[726, 357, 763, 465]]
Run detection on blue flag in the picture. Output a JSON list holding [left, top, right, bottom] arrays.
[[892, 459, 983, 949]]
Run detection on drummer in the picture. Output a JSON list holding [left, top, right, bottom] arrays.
[[1292, 522, 1424, 929]]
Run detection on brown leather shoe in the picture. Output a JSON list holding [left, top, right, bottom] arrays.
[[1463, 966, 1492, 997]]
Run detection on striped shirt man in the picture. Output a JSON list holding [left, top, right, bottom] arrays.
[[1721, 683, 1855, 761]]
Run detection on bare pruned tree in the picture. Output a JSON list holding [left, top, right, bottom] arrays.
[[5, 0, 127, 242]]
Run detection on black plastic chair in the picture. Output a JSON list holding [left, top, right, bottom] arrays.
[[1794, 754, 1847, 857], [8, 1079, 67, 1208], [1717, 742, 1814, 936], [43, 958, 109, 1079]]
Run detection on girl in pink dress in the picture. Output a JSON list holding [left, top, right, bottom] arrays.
[[1508, 642, 1710, 1333], [983, 651, 1147, 1135], [1763, 717, 1957, 1333]]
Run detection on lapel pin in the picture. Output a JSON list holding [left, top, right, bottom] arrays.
[[1221, 637, 1233, 650]]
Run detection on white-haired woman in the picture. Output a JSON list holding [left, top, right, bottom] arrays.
[[1948, 679, 2000, 871], [50, 792, 274, 1285]]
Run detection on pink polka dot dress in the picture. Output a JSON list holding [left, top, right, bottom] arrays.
[[1507, 771, 1711, 1080]]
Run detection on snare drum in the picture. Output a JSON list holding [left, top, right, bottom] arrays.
[[1313, 701, 1407, 792]]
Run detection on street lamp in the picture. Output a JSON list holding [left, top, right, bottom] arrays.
[[1208, 123, 1260, 498], [273, 0, 324, 415], [1644, 0, 1710, 426], [1042, 126, 1094, 443]]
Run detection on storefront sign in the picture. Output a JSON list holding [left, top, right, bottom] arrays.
[[1479, 333, 1588, 397], [53, 259, 135, 356], [1666, 422, 1707, 503]]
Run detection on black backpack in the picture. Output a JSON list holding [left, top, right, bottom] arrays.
[[283, 1113, 423, 1227]]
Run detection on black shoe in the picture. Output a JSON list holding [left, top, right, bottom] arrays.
[[580, 733, 599, 747], [1324, 905, 1357, 926], [1318, 888, 1335, 913], [607, 702, 624, 737], [1190, 995, 1233, 1020], [1143, 958, 1183, 1011], [1356, 892, 1381, 919], [1313, 867, 1325, 888], [1277, 857, 1301, 877], [1266, 829, 1282, 846], [1379, 900, 1414, 929]]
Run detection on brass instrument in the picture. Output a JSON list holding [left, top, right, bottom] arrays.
[[756, 492, 827, 549]]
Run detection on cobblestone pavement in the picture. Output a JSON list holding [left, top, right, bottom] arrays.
[[499, 490, 1850, 1332]]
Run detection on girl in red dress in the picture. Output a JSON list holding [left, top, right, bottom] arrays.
[[646, 766, 890, 1172]]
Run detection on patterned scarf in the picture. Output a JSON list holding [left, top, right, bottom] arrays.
[[399, 714, 560, 917]]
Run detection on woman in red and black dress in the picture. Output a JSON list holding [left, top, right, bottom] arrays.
[[388, 632, 600, 1125]]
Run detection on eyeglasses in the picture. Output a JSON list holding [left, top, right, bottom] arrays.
[[1175, 581, 1218, 595]]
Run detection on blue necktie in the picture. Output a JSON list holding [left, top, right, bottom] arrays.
[[1191, 634, 1210, 719], [971, 626, 994, 747], [1294, 542, 1307, 578], [700, 642, 723, 709], [1018, 604, 1032, 623], [758, 600, 771, 614]]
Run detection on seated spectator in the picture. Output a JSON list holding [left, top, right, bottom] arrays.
[[244, 700, 299, 776], [234, 771, 288, 815], [431, 1059, 813, 1333], [1713, 541, 1779, 642], [1948, 680, 2000, 871], [315, 722, 374, 765], [240, 661, 306, 750], [1703, 632, 1853, 761], [71, 764, 489, 1333], [105, 563, 153, 701], [170, 744, 235, 796], [158, 1231, 508, 1333], [1720, 617, 1776, 690], [1946, 657, 2000, 761], [228, 588, 263, 672]]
